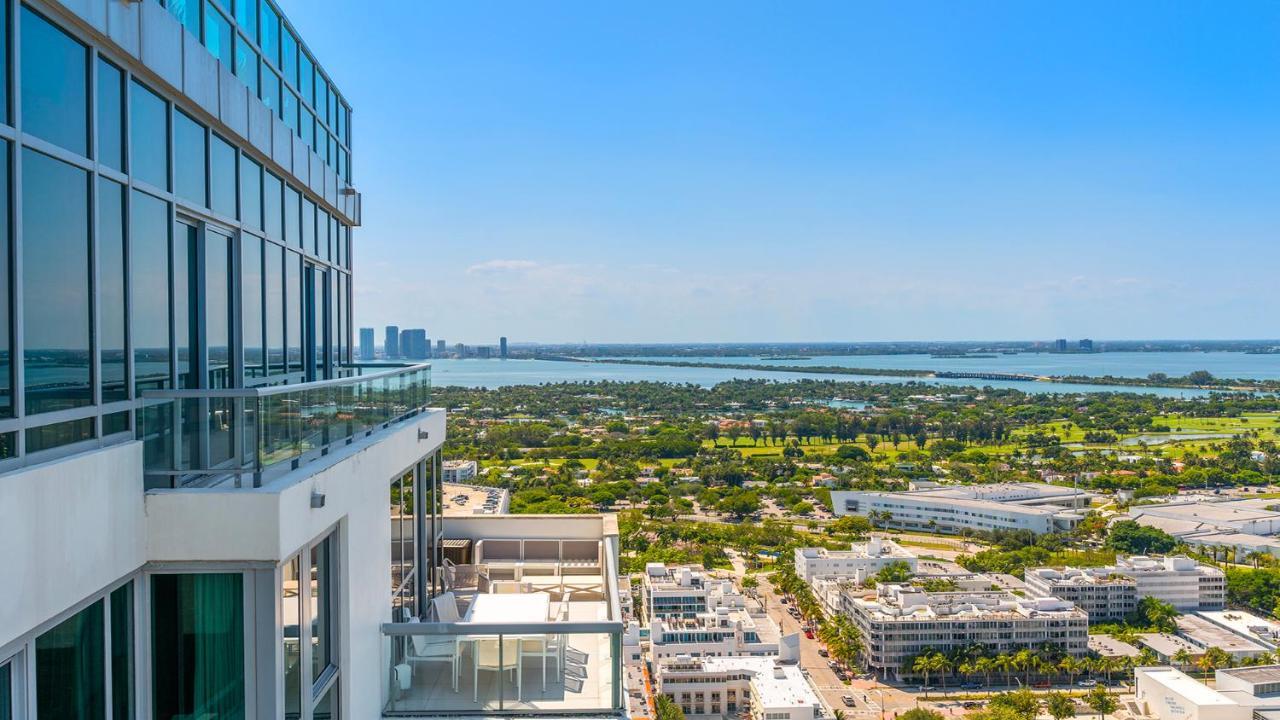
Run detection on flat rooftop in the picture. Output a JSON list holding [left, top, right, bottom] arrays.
[[691, 657, 821, 709], [1219, 666, 1280, 685], [1138, 667, 1236, 706], [1134, 501, 1280, 523], [1139, 633, 1204, 658], [1089, 635, 1141, 658], [1176, 615, 1267, 655], [442, 482, 508, 516], [1197, 610, 1280, 647]]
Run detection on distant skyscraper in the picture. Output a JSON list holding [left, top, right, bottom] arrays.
[[1054, 338, 1068, 352], [477, 346, 492, 359], [455, 343, 467, 358], [359, 328, 375, 360], [500, 336, 508, 358], [437, 339, 446, 357], [385, 325, 400, 359], [1079, 339, 1094, 352], [400, 329, 428, 359]]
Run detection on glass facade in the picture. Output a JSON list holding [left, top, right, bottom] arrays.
[[0, 2, 354, 460], [281, 530, 339, 720]]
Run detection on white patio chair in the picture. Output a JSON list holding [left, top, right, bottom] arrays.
[[473, 637, 521, 702], [403, 618, 459, 691], [519, 633, 563, 689], [432, 592, 462, 622]]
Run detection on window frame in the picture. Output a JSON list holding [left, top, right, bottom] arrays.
[[279, 526, 340, 720]]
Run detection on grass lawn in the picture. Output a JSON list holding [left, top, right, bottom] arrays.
[[1013, 412, 1280, 459]]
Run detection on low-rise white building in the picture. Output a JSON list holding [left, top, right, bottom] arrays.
[[1135, 667, 1246, 720], [1025, 555, 1224, 618], [442, 458, 479, 482], [648, 606, 781, 660], [643, 563, 747, 620], [657, 656, 825, 720], [844, 584, 1088, 678], [793, 536, 918, 583], [830, 482, 1091, 535]]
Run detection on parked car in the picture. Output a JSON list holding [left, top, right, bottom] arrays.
[[827, 661, 840, 670], [1032, 681, 1051, 689], [804, 630, 815, 639], [963, 702, 982, 709], [961, 682, 983, 690], [842, 696, 856, 708], [780, 597, 789, 604], [1077, 680, 1097, 688], [818, 648, 829, 657], [835, 671, 850, 681], [918, 686, 935, 693]]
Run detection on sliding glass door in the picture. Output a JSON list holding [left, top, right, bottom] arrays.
[[151, 574, 245, 720]]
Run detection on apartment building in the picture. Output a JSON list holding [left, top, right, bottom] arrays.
[[643, 564, 746, 620], [0, 1, 470, 718], [656, 656, 823, 720], [844, 584, 1088, 678], [1024, 568, 1139, 621], [1025, 556, 1224, 619], [648, 607, 780, 661], [442, 458, 479, 483], [793, 536, 918, 584], [830, 489, 1082, 535]]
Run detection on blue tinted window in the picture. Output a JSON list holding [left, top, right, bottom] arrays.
[[298, 52, 313, 106], [234, 36, 258, 96], [99, 179, 127, 402], [130, 81, 168, 189], [263, 171, 282, 239], [204, 5, 232, 65], [234, 0, 257, 42], [242, 235, 264, 377], [166, 0, 201, 37], [211, 134, 237, 219], [240, 156, 262, 230], [301, 109, 313, 148], [97, 60, 124, 170], [0, 143, 9, 417], [301, 199, 315, 255], [284, 186, 300, 248], [173, 111, 207, 207], [285, 251, 300, 370], [175, 223, 196, 389], [283, 90, 298, 133], [260, 67, 279, 114], [265, 244, 283, 373], [131, 191, 171, 392], [23, 150, 90, 414], [280, 28, 297, 86], [21, 8, 87, 156], [259, 1, 278, 66]]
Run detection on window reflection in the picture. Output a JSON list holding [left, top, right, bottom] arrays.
[[99, 179, 127, 403], [21, 7, 87, 156], [22, 150, 90, 415], [131, 191, 172, 393]]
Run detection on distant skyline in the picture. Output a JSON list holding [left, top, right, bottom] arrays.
[[283, 1, 1280, 343]]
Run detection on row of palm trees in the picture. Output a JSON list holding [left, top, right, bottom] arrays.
[[907, 645, 1141, 693]]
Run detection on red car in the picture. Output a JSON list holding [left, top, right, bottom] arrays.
[[804, 630, 815, 639]]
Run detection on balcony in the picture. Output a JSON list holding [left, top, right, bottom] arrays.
[[382, 517, 626, 716], [141, 363, 431, 488]]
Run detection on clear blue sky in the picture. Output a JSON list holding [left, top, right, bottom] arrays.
[[282, 0, 1280, 344]]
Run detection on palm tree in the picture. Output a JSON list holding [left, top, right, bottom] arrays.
[[833, 711, 847, 720], [1060, 656, 1081, 686], [1014, 648, 1035, 684], [1172, 649, 1192, 673], [934, 654, 953, 694], [912, 654, 937, 698], [975, 656, 995, 687], [996, 653, 1015, 687]]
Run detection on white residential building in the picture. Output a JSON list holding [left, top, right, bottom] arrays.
[[657, 656, 824, 720], [793, 536, 918, 583], [442, 459, 479, 482], [844, 584, 1088, 678], [643, 563, 746, 620], [1025, 555, 1224, 618], [648, 607, 781, 660]]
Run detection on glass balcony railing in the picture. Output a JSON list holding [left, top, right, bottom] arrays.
[[381, 622, 624, 716], [141, 363, 431, 489]]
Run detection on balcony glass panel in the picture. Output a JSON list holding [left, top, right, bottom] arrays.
[[141, 364, 431, 487]]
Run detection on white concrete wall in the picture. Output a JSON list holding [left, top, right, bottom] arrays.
[[145, 409, 446, 719], [0, 442, 145, 650]]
